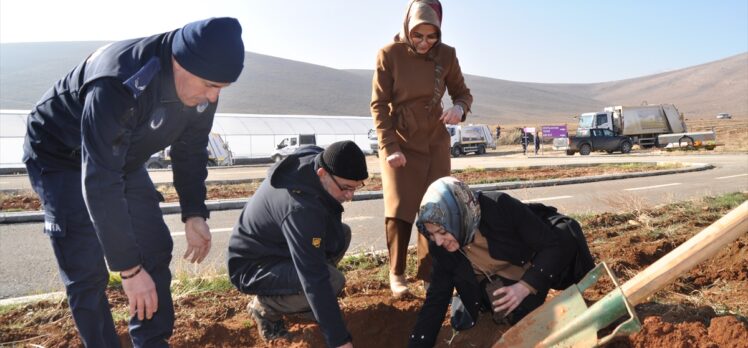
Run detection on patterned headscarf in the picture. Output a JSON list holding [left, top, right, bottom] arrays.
[[416, 177, 481, 248]]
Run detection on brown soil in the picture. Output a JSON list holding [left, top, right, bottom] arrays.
[[2, 195, 745, 348], [0, 163, 681, 212]]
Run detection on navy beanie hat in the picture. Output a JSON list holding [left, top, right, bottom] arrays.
[[172, 17, 245, 83], [316, 141, 369, 181]]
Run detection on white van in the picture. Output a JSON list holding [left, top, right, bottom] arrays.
[[270, 134, 317, 162]]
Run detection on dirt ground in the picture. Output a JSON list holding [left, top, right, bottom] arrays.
[[1, 193, 746, 347], [1, 163, 681, 212]]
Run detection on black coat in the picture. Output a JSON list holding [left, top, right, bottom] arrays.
[[227, 146, 351, 347], [409, 192, 578, 347]]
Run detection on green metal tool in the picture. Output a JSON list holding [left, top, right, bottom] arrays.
[[494, 201, 748, 348]]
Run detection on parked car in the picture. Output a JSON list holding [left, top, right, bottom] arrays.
[[566, 128, 633, 156], [716, 113, 732, 119]]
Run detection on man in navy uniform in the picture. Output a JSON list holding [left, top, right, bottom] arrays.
[[228, 141, 368, 348], [23, 17, 245, 347]]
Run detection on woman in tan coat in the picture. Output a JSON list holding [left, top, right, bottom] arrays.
[[371, 0, 473, 297]]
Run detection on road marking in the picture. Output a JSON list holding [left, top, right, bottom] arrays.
[[715, 174, 748, 180], [624, 183, 681, 191], [344, 216, 375, 222], [210, 171, 262, 177], [169, 217, 375, 237], [171, 227, 232, 237], [522, 195, 573, 203]]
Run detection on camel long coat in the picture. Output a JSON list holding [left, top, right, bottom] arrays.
[[371, 41, 473, 223]]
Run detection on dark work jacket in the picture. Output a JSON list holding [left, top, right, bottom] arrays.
[[22, 31, 215, 271], [227, 146, 351, 348], [409, 192, 578, 347]]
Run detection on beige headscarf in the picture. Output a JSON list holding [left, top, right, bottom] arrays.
[[395, 0, 443, 50]]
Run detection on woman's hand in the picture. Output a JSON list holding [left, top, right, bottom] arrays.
[[386, 151, 407, 168], [440, 105, 464, 125], [491, 282, 531, 317]]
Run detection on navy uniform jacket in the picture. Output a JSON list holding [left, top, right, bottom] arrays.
[[227, 146, 351, 348], [23, 31, 215, 271]]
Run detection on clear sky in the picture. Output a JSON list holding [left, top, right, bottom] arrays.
[[1, 0, 746, 83]]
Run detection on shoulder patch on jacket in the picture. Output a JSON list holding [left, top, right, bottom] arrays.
[[122, 57, 161, 99], [312, 237, 322, 248]]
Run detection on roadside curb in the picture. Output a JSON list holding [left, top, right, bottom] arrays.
[[0, 162, 713, 224], [0, 291, 66, 307]]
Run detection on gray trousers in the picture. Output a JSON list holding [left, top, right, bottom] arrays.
[[251, 224, 351, 321]]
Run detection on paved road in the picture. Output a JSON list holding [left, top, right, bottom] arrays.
[[0, 150, 743, 191], [1, 152, 746, 298]]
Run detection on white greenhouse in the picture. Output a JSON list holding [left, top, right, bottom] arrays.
[[0, 110, 375, 169]]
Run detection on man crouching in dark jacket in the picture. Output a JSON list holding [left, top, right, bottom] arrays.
[[228, 140, 367, 348]]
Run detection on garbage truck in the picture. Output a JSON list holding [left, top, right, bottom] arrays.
[[575, 104, 686, 147], [576, 104, 715, 148], [446, 124, 493, 157]]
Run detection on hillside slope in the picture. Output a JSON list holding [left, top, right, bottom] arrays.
[[1, 42, 745, 125]]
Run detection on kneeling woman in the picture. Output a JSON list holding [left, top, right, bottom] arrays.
[[408, 177, 593, 347]]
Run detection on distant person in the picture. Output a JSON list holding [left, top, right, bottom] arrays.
[[408, 177, 594, 347], [22, 18, 245, 347], [535, 131, 541, 155], [371, 0, 473, 297], [521, 130, 530, 155], [228, 141, 368, 348], [496, 125, 501, 140]]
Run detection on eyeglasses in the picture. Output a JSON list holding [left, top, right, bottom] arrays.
[[410, 32, 439, 44], [329, 175, 365, 193]]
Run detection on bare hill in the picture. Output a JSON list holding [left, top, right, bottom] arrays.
[[584, 53, 748, 120], [1, 42, 745, 125]]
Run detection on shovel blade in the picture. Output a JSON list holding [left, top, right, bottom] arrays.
[[493, 263, 640, 348]]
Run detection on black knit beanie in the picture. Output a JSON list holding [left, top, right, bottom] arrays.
[[317, 141, 368, 181], [172, 17, 245, 83]]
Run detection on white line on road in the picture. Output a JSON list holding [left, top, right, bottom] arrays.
[[344, 216, 375, 222], [169, 217, 375, 237], [210, 171, 262, 177], [624, 183, 681, 191], [171, 227, 232, 237], [715, 174, 748, 180], [522, 195, 573, 203]]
